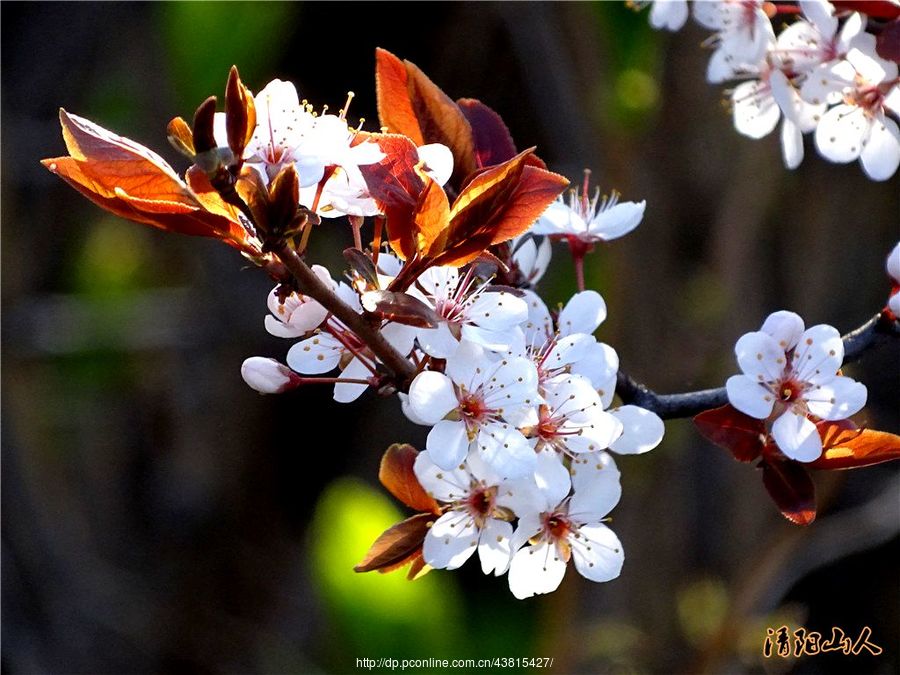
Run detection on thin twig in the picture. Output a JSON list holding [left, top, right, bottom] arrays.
[[616, 312, 900, 419], [270, 242, 417, 387]]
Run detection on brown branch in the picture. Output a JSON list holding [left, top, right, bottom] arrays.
[[616, 312, 900, 420], [270, 242, 417, 388]]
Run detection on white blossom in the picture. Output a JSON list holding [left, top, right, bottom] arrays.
[[240, 357, 297, 394], [726, 311, 867, 462], [406, 340, 540, 479]]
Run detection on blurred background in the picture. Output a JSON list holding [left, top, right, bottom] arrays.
[[2, 2, 898, 673]]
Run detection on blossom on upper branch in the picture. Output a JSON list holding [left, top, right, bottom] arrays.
[[695, 0, 775, 83], [532, 174, 646, 251], [726, 311, 867, 462]]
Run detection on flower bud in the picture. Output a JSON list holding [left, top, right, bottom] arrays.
[[241, 357, 298, 394]]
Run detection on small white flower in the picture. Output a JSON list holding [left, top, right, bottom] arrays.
[[726, 311, 867, 462], [696, 0, 776, 83], [240, 357, 297, 394], [532, 174, 645, 249], [409, 266, 528, 359], [774, 3, 868, 77], [406, 340, 540, 479], [507, 455, 624, 599], [414, 452, 537, 575], [803, 48, 900, 180], [264, 265, 334, 338]]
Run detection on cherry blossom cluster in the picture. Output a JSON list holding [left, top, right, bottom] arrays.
[[638, 0, 900, 180], [233, 77, 666, 595], [43, 45, 899, 601]]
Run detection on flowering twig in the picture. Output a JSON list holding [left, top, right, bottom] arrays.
[[616, 312, 900, 420], [269, 242, 418, 387]]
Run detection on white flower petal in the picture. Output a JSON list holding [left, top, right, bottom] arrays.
[[570, 451, 620, 495], [650, 0, 688, 31], [608, 405, 665, 454], [532, 200, 588, 236], [793, 324, 843, 383], [508, 541, 568, 599], [781, 118, 805, 170], [426, 420, 471, 470], [286, 334, 343, 374], [887, 242, 900, 283], [332, 357, 371, 403], [417, 322, 461, 360], [478, 519, 514, 576], [423, 511, 478, 570], [733, 79, 780, 140], [860, 115, 900, 181], [558, 291, 607, 336], [413, 451, 472, 502], [726, 374, 776, 419], [445, 340, 490, 390], [569, 474, 621, 524], [417, 143, 454, 187], [408, 371, 458, 424], [815, 104, 867, 163], [804, 376, 867, 420], [589, 200, 646, 241], [734, 331, 786, 383], [466, 291, 528, 330], [572, 523, 624, 583], [265, 314, 306, 339], [760, 310, 805, 350], [477, 424, 536, 480], [533, 449, 572, 507], [771, 411, 823, 462]]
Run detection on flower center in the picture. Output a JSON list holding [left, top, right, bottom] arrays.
[[779, 379, 803, 402], [459, 393, 489, 421], [544, 513, 572, 542]]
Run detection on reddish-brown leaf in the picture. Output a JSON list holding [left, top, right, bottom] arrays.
[[457, 98, 517, 168], [876, 18, 900, 63], [375, 48, 476, 189], [761, 459, 817, 526], [694, 404, 766, 463], [45, 110, 256, 253], [375, 48, 425, 145], [356, 132, 424, 260], [361, 290, 441, 328], [378, 443, 440, 514], [406, 553, 431, 580], [809, 423, 900, 470], [354, 512, 436, 573], [832, 0, 900, 19], [413, 174, 450, 255], [432, 153, 568, 268]]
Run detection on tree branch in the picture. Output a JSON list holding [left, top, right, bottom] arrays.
[[616, 312, 900, 420], [270, 242, 417, 388]]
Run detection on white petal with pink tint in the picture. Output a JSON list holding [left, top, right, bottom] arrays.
[[772, 411, 822, 462]]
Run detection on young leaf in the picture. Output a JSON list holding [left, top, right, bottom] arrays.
[[761, 459, 816, 526], [361, 291, 441, 328], [457, 98, 517, 168], [356, 132, 424, 260], [375, 48, 476, 189], [378, 443, 441, 514], [344, 248, 380, 289], [354, 512, 436, 573], [809, 423, 900, 470], [694, 404, 766, 463], [44, 110, 257, 253]]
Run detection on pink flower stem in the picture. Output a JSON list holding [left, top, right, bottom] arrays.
[[573, 252, 586, 293]]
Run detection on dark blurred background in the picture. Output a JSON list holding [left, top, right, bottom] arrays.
[[2, 3, 898, 674]]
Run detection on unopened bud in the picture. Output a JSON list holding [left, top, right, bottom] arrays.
[[241, 357, 298, 394]]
